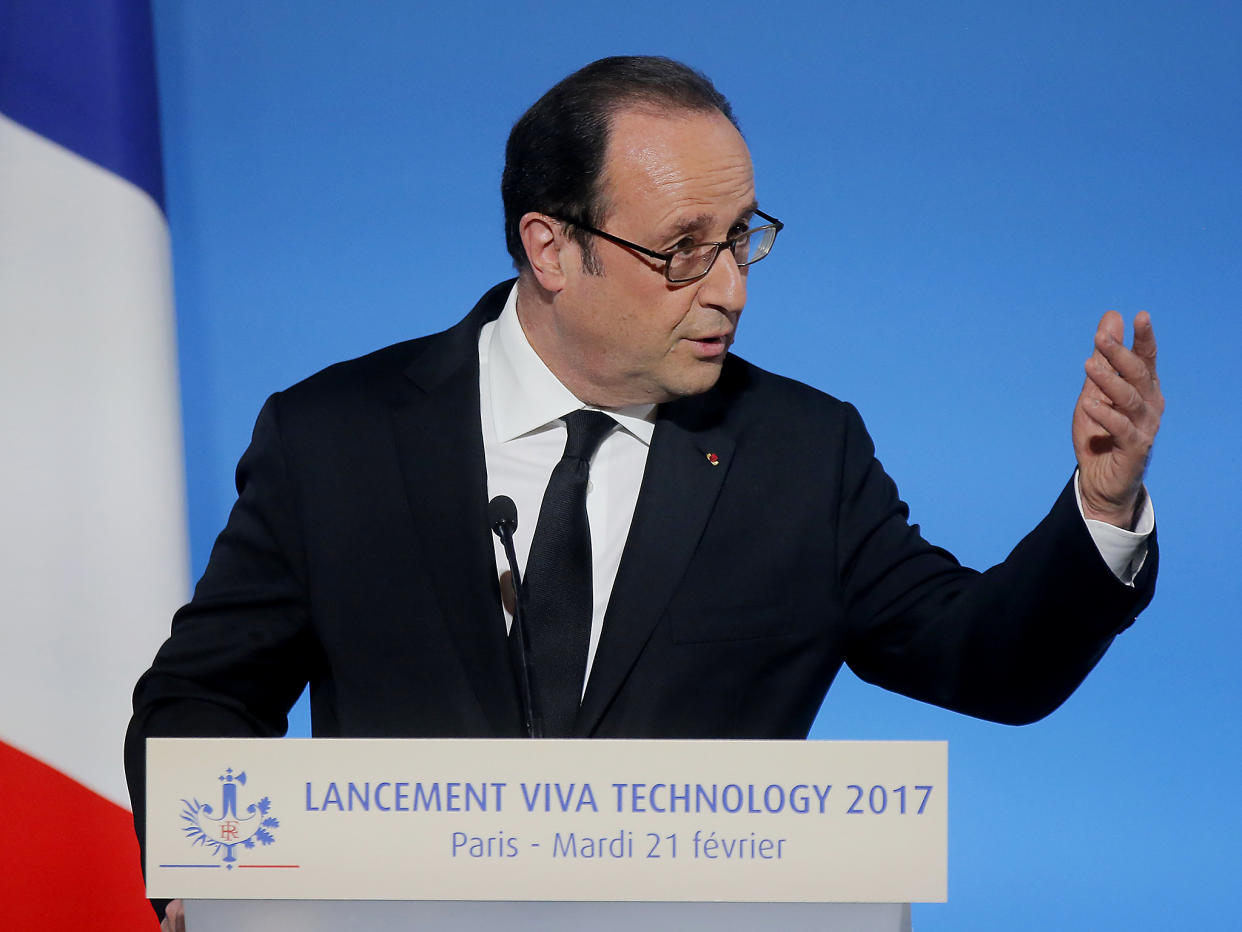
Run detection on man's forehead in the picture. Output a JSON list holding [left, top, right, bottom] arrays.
[[601, 106, 755, 228], [604, 105, 747, 164]]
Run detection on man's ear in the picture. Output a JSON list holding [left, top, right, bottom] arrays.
[[518, 213, 569, 292]]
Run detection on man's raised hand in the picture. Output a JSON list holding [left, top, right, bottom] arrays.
[[1073, 310, 1163, 528]]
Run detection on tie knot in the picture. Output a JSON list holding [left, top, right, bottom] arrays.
[[562, 410, 616, 462]]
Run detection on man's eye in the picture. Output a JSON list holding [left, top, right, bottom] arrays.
[[670, 238, 697, 253]]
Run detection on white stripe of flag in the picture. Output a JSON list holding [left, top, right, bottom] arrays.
[[0, 1, 187, 924]]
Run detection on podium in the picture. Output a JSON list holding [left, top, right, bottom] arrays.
[[185, 899, 912, 930], [149, 738, 943, 931]]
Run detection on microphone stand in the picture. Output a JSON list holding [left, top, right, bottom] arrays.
[[489, 496, 541, 738]]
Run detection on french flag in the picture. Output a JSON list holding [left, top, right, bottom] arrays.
[[1, 1, 187, 927]]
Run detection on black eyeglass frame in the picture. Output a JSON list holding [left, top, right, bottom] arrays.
[[555, 209, 784, 283]]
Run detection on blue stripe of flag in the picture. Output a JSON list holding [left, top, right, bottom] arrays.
[[0, 0, 165, 209]]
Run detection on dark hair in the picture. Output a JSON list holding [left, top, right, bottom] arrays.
[[501, 56, 738, 272]]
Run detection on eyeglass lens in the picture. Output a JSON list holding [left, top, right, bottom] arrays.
[[667, 224, 777, 282]]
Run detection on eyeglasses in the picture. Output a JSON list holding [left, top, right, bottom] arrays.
[[557, 209, 784, 284]]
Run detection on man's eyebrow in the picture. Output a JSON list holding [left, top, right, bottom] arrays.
[[734, 201, 761, 227], [663, 202, 761, 240], [664, 213, 716, 239]]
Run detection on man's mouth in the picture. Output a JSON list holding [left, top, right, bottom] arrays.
[[687, 334, 730, 357]]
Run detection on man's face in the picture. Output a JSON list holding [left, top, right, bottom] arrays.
[[543, 107, 757, 408]]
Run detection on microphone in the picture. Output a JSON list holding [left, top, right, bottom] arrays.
[[488, 495, 540, 738], [487, 494, 518, 539]]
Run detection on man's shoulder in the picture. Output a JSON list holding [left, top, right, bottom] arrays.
[[271, 281, 513, 414], [654, 352, 873, 477], [713, 351, 860, 426], [259, 333, 438, 432], [285, 333, 438, 398]]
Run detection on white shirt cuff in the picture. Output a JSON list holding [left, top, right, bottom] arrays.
[[1074, 471, 1154, 586]]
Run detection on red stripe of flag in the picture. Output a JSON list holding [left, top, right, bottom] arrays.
[[0, 741, 158, 930]]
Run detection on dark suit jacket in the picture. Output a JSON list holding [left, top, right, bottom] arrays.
[[126, 279, 1156, 835]]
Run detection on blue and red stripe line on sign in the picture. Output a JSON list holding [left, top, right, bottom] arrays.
[[157, 864, 301, 868]]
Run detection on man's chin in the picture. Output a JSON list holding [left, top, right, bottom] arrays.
[[660, 357, 727, 402]]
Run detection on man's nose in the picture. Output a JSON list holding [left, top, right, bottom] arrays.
[[698, 247, 746, 314]]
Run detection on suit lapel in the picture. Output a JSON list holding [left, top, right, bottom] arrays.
[[389, 282, 523, 735], [576, 390, 736, 735]]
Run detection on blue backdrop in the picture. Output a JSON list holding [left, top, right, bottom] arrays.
[[151, 2, 1241, 927]]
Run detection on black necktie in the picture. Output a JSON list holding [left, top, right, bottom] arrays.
[[521, 410, 616, 737]]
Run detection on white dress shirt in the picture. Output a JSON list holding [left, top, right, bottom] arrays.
[[1077, 477, 1153, 584], [478, 284, 1153, 687], [480, 286, 654, 685]]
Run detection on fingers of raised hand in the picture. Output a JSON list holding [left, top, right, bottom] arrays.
[[1081, 394, 1143, 447], [1087, 316, 1163, 413], [1085, 352, 1147, 417], [1098, 308, 1125, 343], [1131, 310, 1158, 372], [1094, 328, 1157, 392]]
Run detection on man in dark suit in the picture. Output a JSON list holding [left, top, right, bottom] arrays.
[[129, 57, 1161, 929]]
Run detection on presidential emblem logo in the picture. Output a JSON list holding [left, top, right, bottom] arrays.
[[180, 767, 280, 868]]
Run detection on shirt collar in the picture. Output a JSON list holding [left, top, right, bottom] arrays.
[[486, 284, 656, 445]]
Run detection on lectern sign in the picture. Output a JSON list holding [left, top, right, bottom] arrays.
[[146, 738, 947, 902]]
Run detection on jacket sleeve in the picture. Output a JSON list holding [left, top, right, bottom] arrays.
[[124, 393, 320, 912], [836, 403, 1157, 725]]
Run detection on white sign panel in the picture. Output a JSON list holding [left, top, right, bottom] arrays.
[[146, 738, 946, 903]]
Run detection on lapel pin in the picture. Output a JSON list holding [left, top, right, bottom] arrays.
[[705, 452, 720, 466]]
